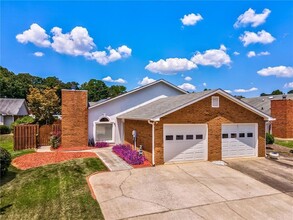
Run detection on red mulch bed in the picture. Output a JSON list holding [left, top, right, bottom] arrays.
[[12, 152, 97, 170], [51, 146, 97, 151], [132, 159, 152, 168]]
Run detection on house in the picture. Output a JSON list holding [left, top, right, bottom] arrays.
[[0, 98, 29, 126], [61, 80, 274, 165], [242, 94, 293, 139]]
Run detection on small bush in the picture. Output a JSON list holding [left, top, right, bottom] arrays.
[[11, 116, 35, 130], [0, 147, 12, 176], [112, 144, 145, 165], [95, 141, 109, 148], [50, 131, 61, 149], [0, 125, 11, 134], [266, 133, 275, 144]]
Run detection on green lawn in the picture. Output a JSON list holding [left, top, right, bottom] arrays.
[[0, 158, 107, 219], [0, 134, 35, 158], [275, 139, 293, 148]]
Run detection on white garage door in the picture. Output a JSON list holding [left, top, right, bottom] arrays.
[[164, 124, 207, 163], [222, 124, 257, 158]]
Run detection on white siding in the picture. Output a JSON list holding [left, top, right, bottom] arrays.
[[4, 116, 14, 126], [88, 83, 184, 144], [17, 103, 29, 115]]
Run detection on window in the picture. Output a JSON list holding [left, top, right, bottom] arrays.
[[99, 117, 109, 122], [212, 96, 219, 108], [96, 123, 113, 141], [166, 135, 173, 140], [239, 133, 245, 138], [222, 133, 228, 138], [176, 135, 184, 140], [231, 133, 237, 138], [196, 134, 203, 139], [247, 133, 253, 137], [186, 135, 194, 140]]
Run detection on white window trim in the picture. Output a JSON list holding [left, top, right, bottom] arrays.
[[212, 96, 219, 108], [93, 115, 115, 143]]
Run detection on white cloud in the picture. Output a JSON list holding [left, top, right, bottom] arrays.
[[102, 76, 127, 84], [191, 45, 231, 68], [181, 13, 203, 26], [234, 8, 271, 28], [224, 90, 232, 93], [233, 51, 240, 56], [258, 51, 270, 56], [138, 77, 156, 86], [234, 87, 258, 93], [145, 58, 197, 74], [257, 66, 293, 77], [203, 82, 207, 87], [89, 45, 132, 65], [51, 26, 95, 56], [178, 83, 196, 91], [34, 52, 44, 57], [184, 76, 192, 81], [16, 23, 51, 47], [247, 51, 256, 58], [239, 30, 275, 46], [284, 82, 293, 88]]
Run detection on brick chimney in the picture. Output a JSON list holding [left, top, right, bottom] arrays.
[[61, 90, 88, 147], [271, 99, 293, 138]]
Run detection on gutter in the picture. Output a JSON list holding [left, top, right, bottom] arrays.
[[148, 119, 159, 166]]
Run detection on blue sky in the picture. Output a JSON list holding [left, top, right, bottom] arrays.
[[1, 1, 293, 97]]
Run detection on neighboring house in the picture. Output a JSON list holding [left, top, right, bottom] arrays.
[[242, 94, 293, 139], [0, 98, 29, 126], [61, 80, 274, 165], [88, 80, 187, 144]]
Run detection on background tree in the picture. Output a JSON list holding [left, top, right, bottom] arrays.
[[288, 90, 293, 94], [80, 79, 109, 102], [27, 87, 60, 125], [260, 89, 283, 96], [108, 85, 126, 98]]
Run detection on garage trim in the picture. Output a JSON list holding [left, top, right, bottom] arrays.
[[221, 123, 258, 158], [163, 124, 208, 163]]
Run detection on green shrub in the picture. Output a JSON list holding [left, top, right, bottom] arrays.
[[0, 125, 11, 134], [266, 133, 274, 144], [11, 116, 35, 130], [0, 147, 12, 176]]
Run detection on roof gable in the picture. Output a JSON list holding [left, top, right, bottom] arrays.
[[118, 89, 274, 121], [0, 98, 29, 115], [89, 79, 187, 109]]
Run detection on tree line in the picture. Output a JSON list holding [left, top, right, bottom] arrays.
[[0, 66, 126, 102]]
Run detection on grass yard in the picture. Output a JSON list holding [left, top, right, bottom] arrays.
[[0, 134, 35, 158], [275, 139, 293, 148], [0, 158, 107, 219]]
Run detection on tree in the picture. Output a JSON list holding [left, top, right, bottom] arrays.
[[108, 85, 126, 98], [80, 79, 109, 102], [27, 87, 60, 125], [288, 90, 293, 94], [271, 89, 283, 95]]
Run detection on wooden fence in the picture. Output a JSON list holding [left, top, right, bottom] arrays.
[[14, 124, 61, 150]]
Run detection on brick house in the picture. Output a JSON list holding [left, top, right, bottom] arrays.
[[243, 94, 293, 139], [61, 80, 274, 165]]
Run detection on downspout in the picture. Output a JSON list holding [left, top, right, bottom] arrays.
[[148, 120, 155, 166]]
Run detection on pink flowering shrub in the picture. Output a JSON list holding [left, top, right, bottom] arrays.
[[112, 144, 145, 165], [95, 141, 109, 148]]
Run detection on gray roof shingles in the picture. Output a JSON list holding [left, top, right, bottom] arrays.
[[0, 98, 27, 115], [118, 90, 216, 120], [242, 94, 293, 115]]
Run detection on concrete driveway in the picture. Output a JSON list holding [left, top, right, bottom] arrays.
[[89, 162, 293, 220], [226, 157, 293, 196]]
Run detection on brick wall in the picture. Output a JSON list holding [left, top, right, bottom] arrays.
[[61, 90, 88, 147], [271, 100, 293, 138], [124, 93, 265, 165], [124, 119, 152, 162]]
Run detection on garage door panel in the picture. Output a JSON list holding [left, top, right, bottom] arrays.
[[222, 124, 257, 158], [164, 124, 207, 163]]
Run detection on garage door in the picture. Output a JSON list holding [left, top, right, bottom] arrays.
[[222, 124, 257, 158], [164, 124, 207, 163]]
